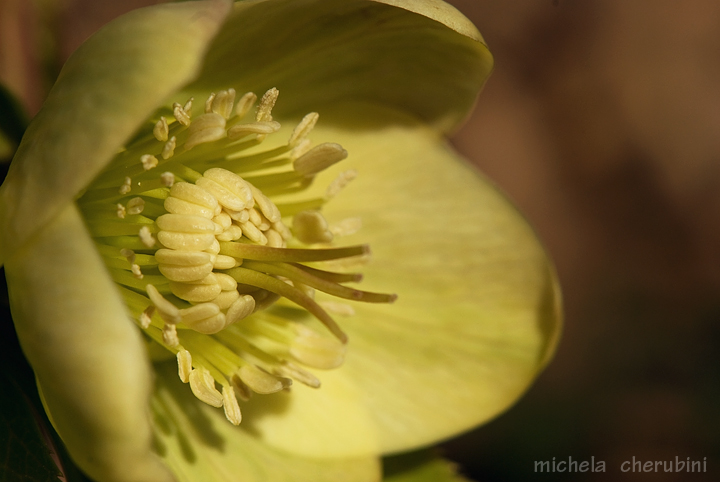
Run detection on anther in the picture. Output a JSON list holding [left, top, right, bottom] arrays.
[[173, 102, 191, 126], [119, 176, 132, 195], [177, 349, 192, 383], [238, 364, 288, 394], [294, 143, 348, 176], [131, 264, 143, 280], [256, 88, 279, 122], [330, 217, 362, 237], [184, 113, 227, 150], [235, 92, 257, 118], [116, 203, 126, 219], [226, 294, 255, 325], [183, 97, 194, 114], [126, 197, 145, 215], [161, 136, 176, 160], [292, 210, 333, 244], [202, 168, 254, 207], [211, 88, 236, 119], [222, 385, 242, 425], [153, 116, 169, 142], [169, 273, 222, 303], [288, 112, 319, 146], [204, 93, 216, 114], [189, 367, 223, 407], [227, 121, 281, 139]]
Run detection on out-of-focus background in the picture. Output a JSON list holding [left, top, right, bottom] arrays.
[[2, 0, 719, 480]]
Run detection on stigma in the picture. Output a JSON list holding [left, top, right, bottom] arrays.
[[77, 88, 395, 425]]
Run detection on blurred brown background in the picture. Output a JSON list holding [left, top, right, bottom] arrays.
[[2, 0, 720, 480]]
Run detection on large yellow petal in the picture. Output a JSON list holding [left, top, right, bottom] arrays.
[[238, 102, 561, 457], [5, 203, 174, 482], [185, 0, 492, 133], [152, 362, 381, 482], [0, 0, 230, 266]]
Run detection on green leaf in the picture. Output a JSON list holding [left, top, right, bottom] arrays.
[[383, 450, 471, 482]]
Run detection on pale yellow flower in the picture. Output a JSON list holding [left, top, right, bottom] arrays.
[[0, 1, 561, 481]]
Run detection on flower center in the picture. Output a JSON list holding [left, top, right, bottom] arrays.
[[77, 88, 395, 425]]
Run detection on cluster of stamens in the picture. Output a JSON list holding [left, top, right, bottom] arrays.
[[78, 88, 395, 425]]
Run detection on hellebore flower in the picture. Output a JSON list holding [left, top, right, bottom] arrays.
[[0, 1, 561, 481]]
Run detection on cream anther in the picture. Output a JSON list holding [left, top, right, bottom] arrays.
[[170, 275, 222, 303], [164, 197, 214, 219], [183, 97, 194, 114], [211, 290, 240, 310], [265, 229, 284, 248], [203, 168, 254, 206], [204, 93, 216, 114], [213, 255, 237, 270], [277, 362, 320, 388], [239, 221, 267, 245], [173, 102, 191, 126], [183, 312, 227, 334], [153, 116, 169, 142], [256, 88, 279, 122], [326, 170, 357, 199], [222, 386, 242, 425], [211, 88, 236, 119], [161, 136, 176, 160], [160, 172, 175, 187], [126, 197, 145, 215], [119, 176, 132, 195], [227, 121, 281, 139], [226, 208, 250, 224], [177, 349, 192, 383], [116, 203, 126, 219], [170, 182, 219, 210], [146, 284, 180, 324], [231, 376, 252, 401], [216, 224, 242, 242], [157, 213, 217, 234], [248, 183, 281, 223], [179, 303, 220, 323], [215, 273, 238, 291], [226, 294, 255, 324], [235, 92, 257, 118], [189, 367, 223, 407], [292, 210, 333, 244], [139, 305, 154, 329], [206, 238, 221, 254], [288, 112, 319, 146], [162, 323, 179, 347], [155, 249, 211, 266], [157, 231, 215, 251], [195, 177, 247, 212], [131, 264, 144, 280], [294, 143, 348, 176], [139, 226, 155, 248], [158, 262, 213, 282], [238, 365, 287, 394], [184, 113, 227, 150]]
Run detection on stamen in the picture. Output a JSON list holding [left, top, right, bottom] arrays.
[[141, 154, 159, 171], [235, 92, 257, 118], [138, 226, 156, 248], [116, 203, 126, 219], [177, 349, 192, 383], [161, 136, 176, 160], [292, 210, 333, 244], [211, 88, 236, 119], [173, 102, 190, 126], [119, 176, 132, 195], [293, 143, 348, 176], [288, 112, 319, 146], [222, 385, 242, 425], [126, 197, 145, 215], [153, 116, 169, 142], [160, 172, 175, 187], [189, 366, 223, 407], [325, 169, 357, 199], [256, 88, 279, 122], [238, 364, 289, 394]]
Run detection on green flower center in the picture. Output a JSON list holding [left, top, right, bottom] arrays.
[[77, 88, 395, 425]]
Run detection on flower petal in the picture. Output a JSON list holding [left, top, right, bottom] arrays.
[[4, 203, 174, 482], [0, 0, 230, 266], [185, 0, 492, 132], [243, 102, 561, 457], [152, 362, 381, 482]]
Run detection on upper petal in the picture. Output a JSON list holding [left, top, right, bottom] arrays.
[[184, 0, 492, 132], [239, 102, 561, 457], [5, 203, 174, 482], [0, 0, 230, 266]]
